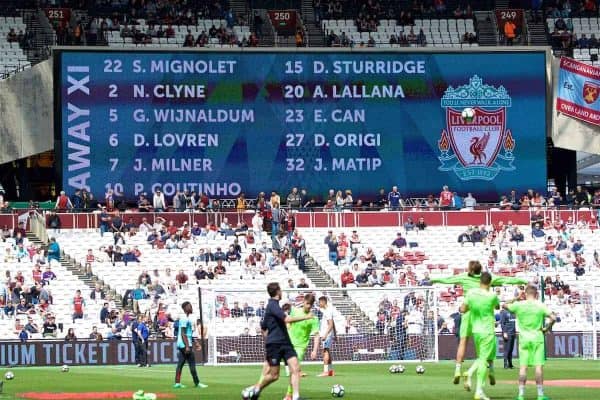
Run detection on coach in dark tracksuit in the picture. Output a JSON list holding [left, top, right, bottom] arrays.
[[136, 318, 150, 367], [132, 317, 141, 366], [500, 308, 516, 369]]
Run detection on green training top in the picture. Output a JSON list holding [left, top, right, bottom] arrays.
[[465, 288, 500, 335], [506, 300, 551, 344], [431, 273, 528, 296], [288, 307, 319, 349]]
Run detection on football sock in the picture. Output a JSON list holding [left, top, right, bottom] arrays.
[[455, 362, 462, 375], [537, 385, 544, 396], [467, 362, 477, 377], [324, 364, 329, 372], [287, 384, 293, 396], [476, 360, 487, 394], [258, 374, 264, 385], [285, 366, 290, 376], [519, 384, 525, 396]]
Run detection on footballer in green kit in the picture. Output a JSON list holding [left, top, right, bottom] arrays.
[[431, 260, 528, 384], [461, 272, 500, 400], [505, 285, 556, 400]]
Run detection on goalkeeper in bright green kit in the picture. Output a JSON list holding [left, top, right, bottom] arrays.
[[461, 272, 500, 400], [431, 261, 528, 384], [257, 293, 320, 400], [504, 285, 556, 400]]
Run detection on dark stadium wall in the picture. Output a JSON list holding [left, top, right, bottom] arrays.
[[548, 141, 576, 195]]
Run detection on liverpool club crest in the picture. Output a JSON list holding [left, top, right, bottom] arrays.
[[438, 76, 516, 181]]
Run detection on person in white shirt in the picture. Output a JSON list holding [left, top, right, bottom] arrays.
[[138, 218, 152, 234], [317, 296, 336, 377], [153, 189, 166, 211], [464, 193, 477, 209], [165, 235, 178, 252], [252, 211, 264, 241], [406, 309, 425, 360]]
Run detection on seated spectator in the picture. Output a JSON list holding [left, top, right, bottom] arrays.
[[416, 217, 427, 230], [183, 30, 194, 47], [297, 278, 309, 288], [7, 28, 17, 42], [215, 260, 227, 275], [341, 268, 355, 287], [572, 239, 584, 254], [231, 302, 243, 318], [16, 298, 32, 315], [42, 315, 58, 338], [65, 328, 77, 341], [415, 29, 426, 46], [510, 228, 524, 245], [531, 223, 546, 240], [579, 33, 590, 48], [24, 316, 39, 334], [392, 232, 407, 248], [404, 217, 415, 231], [88, 326, 103, 341]]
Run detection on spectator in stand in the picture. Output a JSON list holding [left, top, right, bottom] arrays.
[[152, 189, 166, 211], [65, 328, 77, 341], [388, 186, 402, 210], [531, 223, 546, 240], [42, 315, 58, 338], [392, 232, 407, 248], [572, 239, 584, 255], [231, 301, 243, 318], [7, 28, 17, 42], [504, 19, 516, 45], [47, 238, 60, 267], [341, 268, 355, 287], [463, 193, 476, 209], [439, 185, 453, 209], [72, 289, 85, 322], [416, 217, 427, 231], [55, 190, 73, 210]]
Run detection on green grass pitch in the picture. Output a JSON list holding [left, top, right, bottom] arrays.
[[1, 360, 599, 399]]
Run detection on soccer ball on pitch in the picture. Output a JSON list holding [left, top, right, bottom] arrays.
[[241, 386, 257, 400], [461, 107, 476, 123], [389, 365, 398, 374], [416, 365, 426, 375], [4, 371, 14, 380], [331, 384, 345, 397], [61, 365, 70, 372], [397, 364, 406, 374]]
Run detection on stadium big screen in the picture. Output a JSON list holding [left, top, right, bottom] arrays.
[[54, 48, 549, 201]]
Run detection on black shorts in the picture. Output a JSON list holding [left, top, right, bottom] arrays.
[[265, 343, 297, 367]]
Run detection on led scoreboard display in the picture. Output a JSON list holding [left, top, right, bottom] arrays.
[[55, 49, 548, 200]]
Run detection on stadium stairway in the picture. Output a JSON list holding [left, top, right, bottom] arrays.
[[525, 11, 549, 46], [304, 256, 374, 333], [22, 9, 54, 63], [28, 231, 124, 311], [230, 0, 248, 21], [300, 0, 325, 46], [474, 11, 498, 46]]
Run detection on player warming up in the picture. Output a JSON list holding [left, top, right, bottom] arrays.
[[461, 272, 499, 400], [174, 301, 208, 389], [431, 260, 528, 384], [283, 294, 320, 399], [504, 285, 556, 400], [317, 296, 336, 377], [242, 282, 314, 400]]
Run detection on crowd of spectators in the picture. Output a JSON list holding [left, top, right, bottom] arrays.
[[315, 0, 471, 25], [3, 183, 598, 215]]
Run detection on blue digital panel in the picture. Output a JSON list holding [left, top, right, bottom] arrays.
[[57, 49, 547, 201]]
